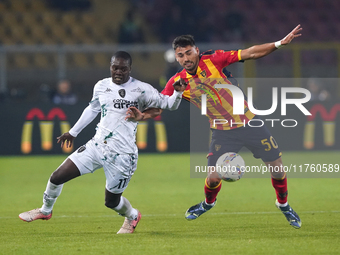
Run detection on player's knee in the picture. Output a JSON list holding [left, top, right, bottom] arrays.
[[207, 178, 221, 188], [50, 171, 64, 185], [50, 160, 80, 185], [271, 171, 285, 179], [266, 158, 285, 179]]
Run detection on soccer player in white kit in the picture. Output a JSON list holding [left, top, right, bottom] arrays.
[[19, 51, 187, 234]]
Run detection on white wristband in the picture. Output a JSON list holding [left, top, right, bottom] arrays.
[[275, 40, 283, 49]]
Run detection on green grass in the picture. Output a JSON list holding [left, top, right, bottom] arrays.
[[1, 152, 340, 255]]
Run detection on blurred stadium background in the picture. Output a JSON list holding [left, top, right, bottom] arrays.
[[1, 2, 340, 254], [0, 0, 340, 155]]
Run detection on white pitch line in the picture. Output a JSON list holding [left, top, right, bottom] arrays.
[[1, 210, 339, 220]]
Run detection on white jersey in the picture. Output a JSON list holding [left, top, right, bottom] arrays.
[[69, 77, 183, 154]]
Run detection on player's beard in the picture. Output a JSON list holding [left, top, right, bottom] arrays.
[[184, 61, 197, 73]]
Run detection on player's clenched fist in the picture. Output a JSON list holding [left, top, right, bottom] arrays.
[[173, 78, 188, 92]]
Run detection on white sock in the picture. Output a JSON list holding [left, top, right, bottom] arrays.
[[113, 196, 138, 220], [277, 201, 288, 207], [204, 199, 216, 206], [40, 180, 63, 215]]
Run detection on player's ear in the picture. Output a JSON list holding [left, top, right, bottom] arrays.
[[175, 55, 180, 63], [196, 46, 200, 55]]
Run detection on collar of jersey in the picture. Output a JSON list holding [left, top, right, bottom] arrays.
[[111, 76, 132, 87]]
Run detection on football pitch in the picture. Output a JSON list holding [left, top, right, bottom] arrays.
[[1, 152, 339, 255]]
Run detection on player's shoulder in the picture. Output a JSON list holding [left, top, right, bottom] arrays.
[[200, 50, 222, 61], [129, 77, 154, 91], [92, 77, 111, 91], [95, 77, 111, 87], [201, 49, 240, 63], [201, 50, 216, 57], [169, 68, 186, 81], [201, 49, 239, 56], [201, 49, 232, 57]]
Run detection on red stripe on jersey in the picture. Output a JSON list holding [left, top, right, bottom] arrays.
[[197, 60, 212, 77], [201, 57, 225, 78], [161, 50, 255, 130]]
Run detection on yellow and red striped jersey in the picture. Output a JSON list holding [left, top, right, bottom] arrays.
[[162, 49, 255, 130]]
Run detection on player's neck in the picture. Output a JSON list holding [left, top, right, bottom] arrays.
[[186, 68, 197, 76]]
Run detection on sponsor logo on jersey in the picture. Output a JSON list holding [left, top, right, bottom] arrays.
[[131, 87, 142, 93], [104, 88, 112, 93], [112, 99, 138, 109], [200, 70, 207, 77], [119, 89, 126, 98]]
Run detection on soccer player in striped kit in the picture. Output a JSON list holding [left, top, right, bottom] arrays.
[[127, 25, 303, 228]]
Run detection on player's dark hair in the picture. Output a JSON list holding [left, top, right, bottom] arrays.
[[111, 51, 132, 66], [172, 35, 196, 50]]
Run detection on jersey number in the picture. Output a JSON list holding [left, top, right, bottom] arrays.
[[261, 136, 278, 151], [116, 178, 128, 189]]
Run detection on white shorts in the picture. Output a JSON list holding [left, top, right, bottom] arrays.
[[69, 139, 138, 194]]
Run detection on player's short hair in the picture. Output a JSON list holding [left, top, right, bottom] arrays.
[[172, 35, 196, 50], [111, 51, 132, 66]]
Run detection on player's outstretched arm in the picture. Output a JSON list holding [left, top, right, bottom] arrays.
[[61, 105, 99, 147], [127, 77, 187, 121], [125, 107, 163, 121], [241, 24, 302, 60], [143, 79, 186, 112], [57, 132, 75, 148]]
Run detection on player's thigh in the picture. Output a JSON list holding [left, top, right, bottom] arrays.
[[207, 129, 244, 167], [68, 140, 103, 176], [104, 153, 138, 194], [244, 125, 282, 162]]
